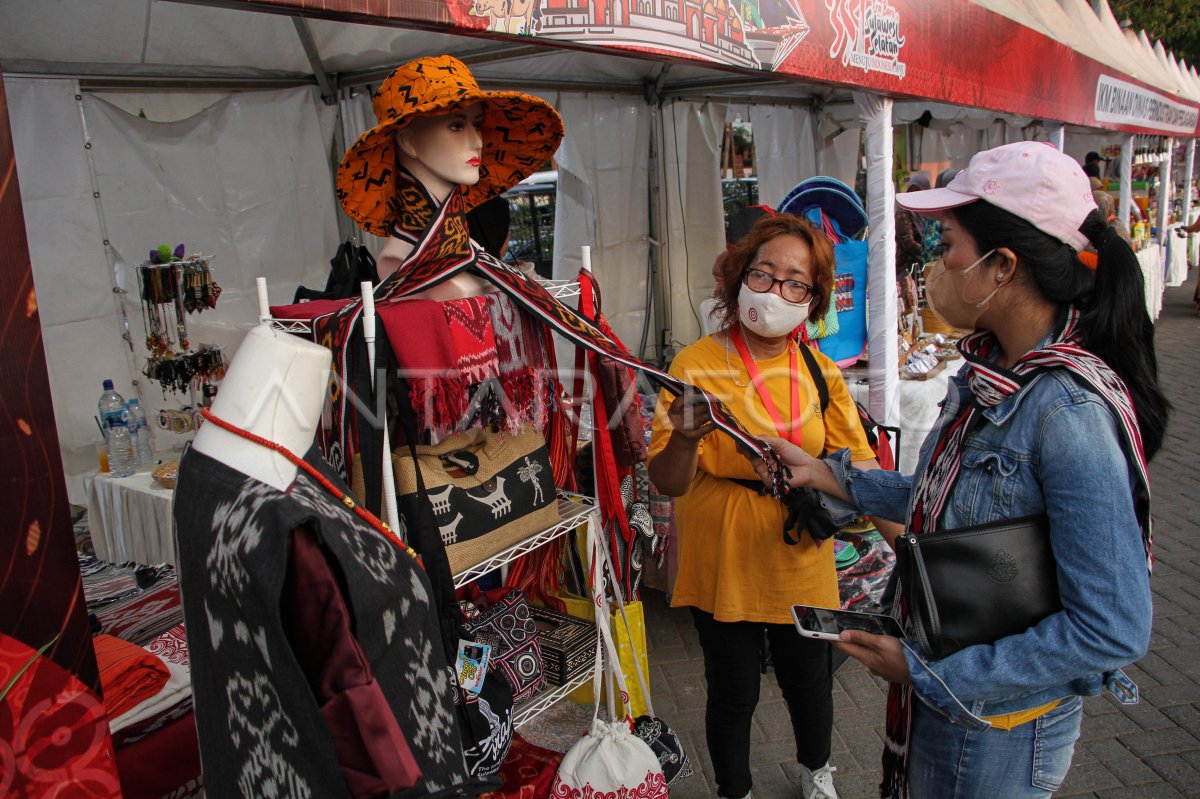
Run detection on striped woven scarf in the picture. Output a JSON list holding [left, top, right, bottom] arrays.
[[882, 305, 1152, 799]]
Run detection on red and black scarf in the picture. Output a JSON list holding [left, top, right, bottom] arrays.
[[304, 169, 789, 491], [881, 305, 1152, 798]]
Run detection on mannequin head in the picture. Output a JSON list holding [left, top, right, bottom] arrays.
[[395, 102, 485, 203], [336, 55, 563, 238]]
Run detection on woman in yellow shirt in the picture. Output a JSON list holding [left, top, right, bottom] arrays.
[[648, 214, 883, 799]]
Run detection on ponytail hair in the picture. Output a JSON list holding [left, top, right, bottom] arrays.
[[1076, 208, 1170, 457], [950, 202, 1169, 457]]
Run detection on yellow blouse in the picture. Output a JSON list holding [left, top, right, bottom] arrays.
[[648, 335, 874, 624]]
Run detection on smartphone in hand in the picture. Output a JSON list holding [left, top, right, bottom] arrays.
[[791, 604, 903, 641]]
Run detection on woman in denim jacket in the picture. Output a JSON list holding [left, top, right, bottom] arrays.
[[760, 142, 1168, 799]]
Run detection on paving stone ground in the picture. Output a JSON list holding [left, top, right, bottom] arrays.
[[641, 280, 1200, 799]]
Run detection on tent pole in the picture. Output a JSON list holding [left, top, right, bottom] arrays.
[[291, 16, 336, 105], [1158, 138, 1174, 246], [854, 92, 899, 428], [1183, 139, 1197, 232], [1119, 135, 1134, 234], [1045, 121, 1065, 151]]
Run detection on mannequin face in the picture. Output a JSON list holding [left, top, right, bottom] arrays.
[[394, 102, 485, 202]]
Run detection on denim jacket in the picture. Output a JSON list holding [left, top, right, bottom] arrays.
[[823, 362, 1152, 728]]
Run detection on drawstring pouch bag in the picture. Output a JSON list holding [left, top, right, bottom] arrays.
[[598, 543, 693, 786], [549, 534, 669, 799]]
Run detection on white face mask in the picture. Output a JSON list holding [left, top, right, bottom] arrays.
[[737, 282, 810, 338]]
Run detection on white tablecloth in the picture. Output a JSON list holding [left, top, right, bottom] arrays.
[[1166, 229, 1189, 287], [847, 366, 954, 473], [84, 468, 177, 565], [1136, 243, 1164, 320]]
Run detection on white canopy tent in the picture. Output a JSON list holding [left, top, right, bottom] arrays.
[[2, 0, 1198, 502]]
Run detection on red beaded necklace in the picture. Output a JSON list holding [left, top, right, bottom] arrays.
[[200, 407, 421, 565]]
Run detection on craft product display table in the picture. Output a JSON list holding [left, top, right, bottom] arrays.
[[84, 467, 177, 566]]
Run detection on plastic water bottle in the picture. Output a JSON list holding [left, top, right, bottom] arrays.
[[105, 415, 136, 478], [97, 379, 126, 434], [126, 398, 153, 466]]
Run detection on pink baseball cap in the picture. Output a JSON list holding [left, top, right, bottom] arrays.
[[896, 141, 1097, 251]]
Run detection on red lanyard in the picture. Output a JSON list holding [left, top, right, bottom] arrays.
[[200, 408, 421, 566], [730, 326, 803, 447]]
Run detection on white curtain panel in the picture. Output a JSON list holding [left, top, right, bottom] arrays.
[[815, 119, 862, 190], [749, 104, 817, 208], [7, 77, 135, 503], [659, 100, 726, 351], [854, 91, 900, 428], [551, 93, 652, 352], [9, 78, 338, 500]]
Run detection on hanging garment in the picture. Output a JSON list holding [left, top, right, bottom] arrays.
[[174, 443, 476, 798]]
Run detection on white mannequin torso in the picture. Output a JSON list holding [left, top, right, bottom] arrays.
[[192, 324, 331, 492]]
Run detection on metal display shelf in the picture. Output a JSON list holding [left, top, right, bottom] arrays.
[[451, 493, 596, 589], [513, 668, 595, 729]]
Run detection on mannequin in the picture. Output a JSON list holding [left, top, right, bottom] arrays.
[[376, 103, 497, 298], [335, 55, 562, 298], [175, 323, 475, 798], [191, 323, 329, 490]]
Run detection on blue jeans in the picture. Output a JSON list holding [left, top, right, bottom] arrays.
[[907, 694, 1082, 798]]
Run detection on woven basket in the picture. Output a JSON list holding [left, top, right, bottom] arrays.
[[152, 461, 179, 490]]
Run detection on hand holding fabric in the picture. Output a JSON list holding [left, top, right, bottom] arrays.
[[666, 393, 716, 443]]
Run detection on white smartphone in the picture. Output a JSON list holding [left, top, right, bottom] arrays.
[[791, 604, 904, 641]]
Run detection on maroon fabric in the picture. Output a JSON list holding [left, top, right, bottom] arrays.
[[114, 712, 202, 799], [480, 732, 563, 799], [598, 357, 647, 468], [269, 298, 355, 320], [283, 526, 423, 797]]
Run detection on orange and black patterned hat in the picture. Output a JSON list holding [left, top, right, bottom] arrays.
[[337, 55, 564, 237]]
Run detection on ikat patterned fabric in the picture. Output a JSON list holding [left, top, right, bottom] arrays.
[[174, 444, 473, 798]]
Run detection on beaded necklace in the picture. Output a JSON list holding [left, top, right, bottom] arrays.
[[200, 408, 421, 565]]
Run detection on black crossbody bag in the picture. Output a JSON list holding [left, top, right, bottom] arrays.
[[895, 514, 1062, 660]]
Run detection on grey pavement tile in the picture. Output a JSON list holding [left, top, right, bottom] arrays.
[[1119, 727, 1200, 759], [1078, 708, 1142, 742], [669, 771, 716, 799], [1122, 700, 1183, 732], [748, 763, 793, 796], [746, 737, 801, 767], [1151, 618, 1200, 649], [1057, 762, 1125, 794], [1145, 753, 1200, 791], [1140, 683, 1200, 709], [1095, 785, 1187, 799], [1080, 738, 1162, 785]]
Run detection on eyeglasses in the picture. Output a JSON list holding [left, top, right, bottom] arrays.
[[742, 268, 814, 304]]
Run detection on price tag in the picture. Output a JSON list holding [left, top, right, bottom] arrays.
[[455, 639, 491, 695]]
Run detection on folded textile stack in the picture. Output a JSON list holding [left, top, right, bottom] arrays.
[[110, 624, 194, 747], [80, 557, 184, 645], [93, 634, 170, 719]]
